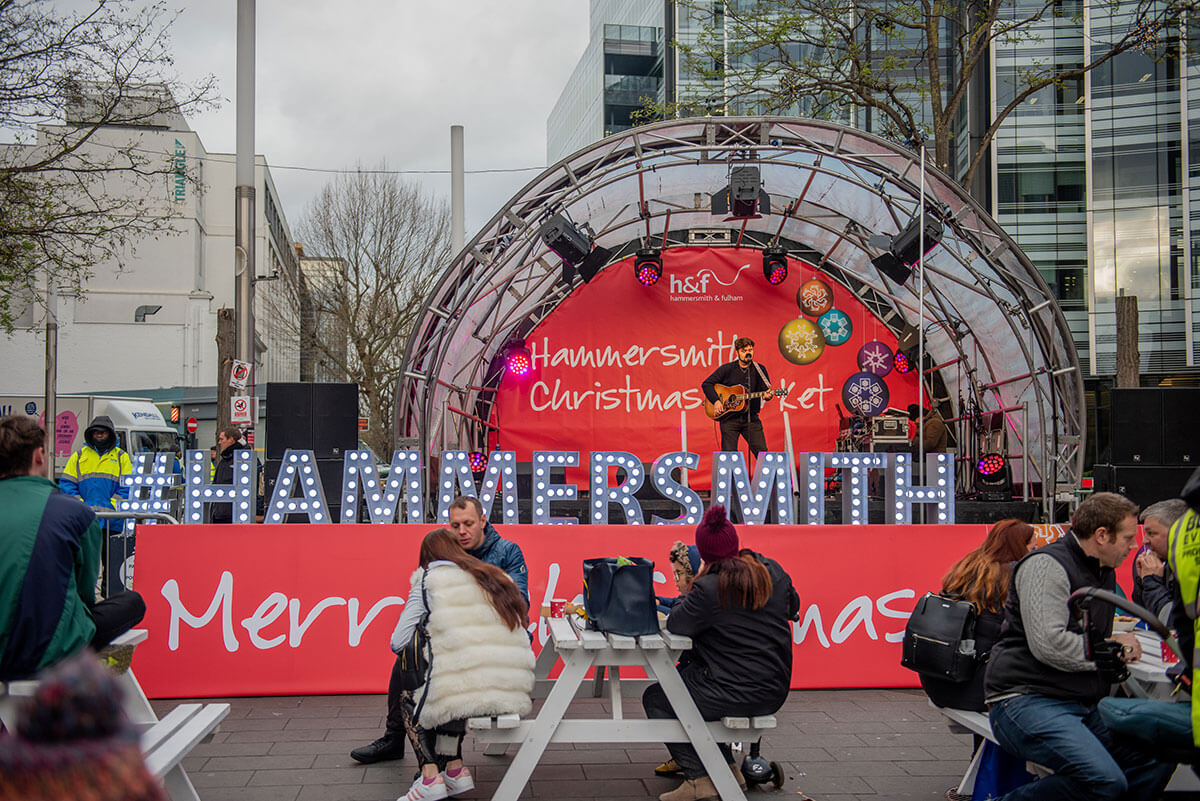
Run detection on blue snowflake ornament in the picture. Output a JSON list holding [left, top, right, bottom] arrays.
[[818, 309, 852, 346], [841, 371, 890, 416]]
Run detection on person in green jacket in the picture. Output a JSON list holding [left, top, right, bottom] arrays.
[[0, 415, 145, 681]]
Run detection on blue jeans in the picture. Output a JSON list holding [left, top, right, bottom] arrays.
[[989, 694, 1174, 801]]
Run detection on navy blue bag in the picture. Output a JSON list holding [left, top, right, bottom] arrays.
[[582, 557, 659, 637]]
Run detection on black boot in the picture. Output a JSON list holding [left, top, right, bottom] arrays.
[[350, 732, 405, 764]]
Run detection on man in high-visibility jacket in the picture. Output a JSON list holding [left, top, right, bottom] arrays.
[[59, 416, 132, 533], [1167, 468, 1200, 745]]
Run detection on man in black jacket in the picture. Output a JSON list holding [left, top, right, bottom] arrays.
[[984, 492, 1172, 800], [209, 427, 242, 524], [1132, 498, 1187, 617], [701, 337, 774, 456]]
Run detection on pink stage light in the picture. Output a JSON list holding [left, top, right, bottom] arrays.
[[893, 351, 912, 373], [468, 451, 488, 472], [634, 249, 662, 287], [977, 453, 1008, 477], [506, 345, 532, 376]]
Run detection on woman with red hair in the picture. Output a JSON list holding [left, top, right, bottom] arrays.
[[921, 518, 1036, 712], [390, 529, 534, 801]]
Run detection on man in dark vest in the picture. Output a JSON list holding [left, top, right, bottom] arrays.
[[984, 492, 1173, 800]]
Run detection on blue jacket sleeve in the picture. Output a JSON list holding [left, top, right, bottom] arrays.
[[500, 541, 529, 602]]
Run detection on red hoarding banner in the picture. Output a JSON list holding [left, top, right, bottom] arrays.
[[132, 523, 988, 699], [492, 247, 920, 489]]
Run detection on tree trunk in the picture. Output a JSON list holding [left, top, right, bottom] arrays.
[[1115, 294, 1140, 388], [216, 307, 236, 433]]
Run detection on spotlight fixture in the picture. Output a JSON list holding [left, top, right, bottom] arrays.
[[504, 341, 533, 377], [710, 165, 771, 219], [870, 212, 945, 284], [633, 248, 663, 287], [976, 452, 1013, 501], [540, 212, 612, 284], [977, 453, 1008, 477], [893, 351, 913, 373], [762, 247, 788, 285], [468, 451, 488, 472]]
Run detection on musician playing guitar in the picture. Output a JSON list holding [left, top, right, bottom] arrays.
[[701, 336, 775, 456]]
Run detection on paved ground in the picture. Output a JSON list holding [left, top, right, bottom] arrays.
[[157, 688, 973, 801]]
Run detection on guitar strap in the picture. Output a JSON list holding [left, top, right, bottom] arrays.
[[752, 361, 769, 389]]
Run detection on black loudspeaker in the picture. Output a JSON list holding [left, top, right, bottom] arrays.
[[1161, 389, 1200, 465], [312, 383, 359, 458], [1109, 389, 1163, 465], [1092, 464, 1196, 509], [266, 382, 358, 460], [266, 383, 312, 459]]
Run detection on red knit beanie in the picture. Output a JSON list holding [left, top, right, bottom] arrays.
[[695, 504, 739, 562]]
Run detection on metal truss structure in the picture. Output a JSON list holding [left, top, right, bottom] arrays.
[[396, 117, 1084, 511]]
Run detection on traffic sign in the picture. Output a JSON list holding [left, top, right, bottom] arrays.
[[186, 416, 198, 434], [230, 359, 251, 391], [231, 396, 252, 425]]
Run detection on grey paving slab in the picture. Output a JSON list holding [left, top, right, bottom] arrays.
[[165, 688, 972, 800]]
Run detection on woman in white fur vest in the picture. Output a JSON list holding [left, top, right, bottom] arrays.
[[390, 529, 534, 801]]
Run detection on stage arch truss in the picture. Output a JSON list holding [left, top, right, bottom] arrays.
[[397, 117, 1083, 503]]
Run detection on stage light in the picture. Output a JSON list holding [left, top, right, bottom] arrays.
[[870, 212, 944, 284], [633, 248, 663, 286], [540, 212, 612, 284], [762, 247, 788, 285], [711, 165, 771, 218], [976, 452, 1013, 501], [893, 351, 912, 372], [977, 453, 1008, 477], [504, 341, 532, 376], [468, 451, 487, 472]]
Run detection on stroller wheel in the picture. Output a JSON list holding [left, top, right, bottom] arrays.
[[769, 761, 784, 789]]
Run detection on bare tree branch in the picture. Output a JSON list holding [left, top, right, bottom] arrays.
[[0, 0, 217, 331], [643, 0, 1192, 192], [269, 167, 451, 458]]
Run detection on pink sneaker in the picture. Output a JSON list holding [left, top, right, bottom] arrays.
[[402, 774, 448, 801], [443, 766, 475, 796]]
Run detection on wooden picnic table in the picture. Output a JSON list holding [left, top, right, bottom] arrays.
[[470, 614, 770, 801]]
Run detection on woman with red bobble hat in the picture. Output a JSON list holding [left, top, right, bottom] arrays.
[[642, 505, 800, 801]]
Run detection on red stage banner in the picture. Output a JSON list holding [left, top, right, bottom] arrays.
[[492, 247, 921, 489], [132, 523, 989, 699]]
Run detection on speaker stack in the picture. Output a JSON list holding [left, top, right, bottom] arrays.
[[265, 382, 359, 521], [1094, 388, 1200, 508]]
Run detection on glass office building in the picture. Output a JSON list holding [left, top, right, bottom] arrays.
[[548, 0, 1200, 385]]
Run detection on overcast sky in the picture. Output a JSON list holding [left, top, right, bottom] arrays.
[[165, 1, 590, 242]]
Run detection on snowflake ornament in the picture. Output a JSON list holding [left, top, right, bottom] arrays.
[[856, 340, 894, 376], [818, 309, 852, 346], [796, 279, 834, 317], [841, 371, 890, 416], [778, 317, 826, 365]]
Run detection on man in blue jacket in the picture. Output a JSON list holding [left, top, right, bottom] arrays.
[[351, 495, 529, 764]]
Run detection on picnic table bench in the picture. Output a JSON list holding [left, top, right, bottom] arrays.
[[0, 629, 229, 801], [934, 699, 1199, 795], [468, 614, 777, 801]]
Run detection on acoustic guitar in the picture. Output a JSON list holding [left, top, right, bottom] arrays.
[[704, 384, 790, 420]]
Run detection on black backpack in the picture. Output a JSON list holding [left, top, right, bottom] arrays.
[[900, 592, 979, 682]]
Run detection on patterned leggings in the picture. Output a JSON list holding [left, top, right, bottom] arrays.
[[398, 690, 466, 771]]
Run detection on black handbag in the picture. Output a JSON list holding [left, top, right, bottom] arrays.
[[395, 576, 432, 691], [582, 557, 659, 637], [900, 592, 979, 682]]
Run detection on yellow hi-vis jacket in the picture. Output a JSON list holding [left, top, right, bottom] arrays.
[[59, 445, 133, 532], [1168, 506, 1200, 744]]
